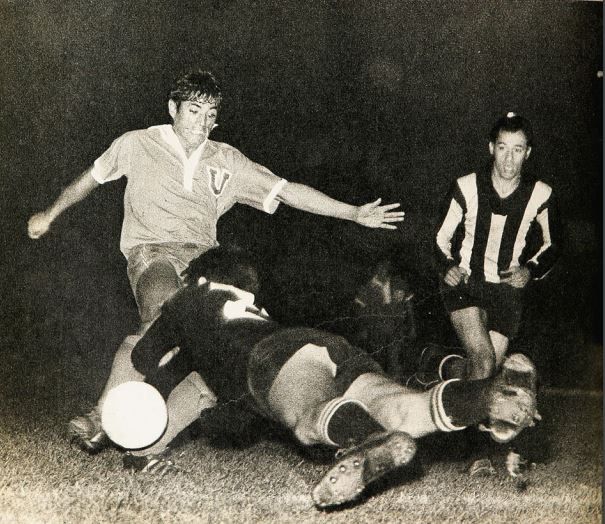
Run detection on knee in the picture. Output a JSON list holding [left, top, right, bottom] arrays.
[[114, 336, 140, 367], [292, 425, 316, 446], [284, 400, 330, 446], [451, 317, 497, 375], [450, 308, 490, 345], [292, 410, 324, 446], [135, 263, 181, 323]]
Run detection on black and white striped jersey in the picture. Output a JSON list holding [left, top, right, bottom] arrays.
[[435, 169, 560, 283]]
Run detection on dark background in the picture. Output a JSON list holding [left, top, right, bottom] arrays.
[[1, 0, 602, 402]]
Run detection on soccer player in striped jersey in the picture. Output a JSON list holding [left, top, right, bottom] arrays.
[[434, 113, 560, 381]]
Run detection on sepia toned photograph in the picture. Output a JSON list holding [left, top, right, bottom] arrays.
[[1, 1, 602, 522]]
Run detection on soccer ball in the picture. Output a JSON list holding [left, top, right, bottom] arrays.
[[101, 381, 168, 449]]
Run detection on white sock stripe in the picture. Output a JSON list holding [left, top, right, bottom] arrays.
[[437, 379, 467, 431], [317, 398, 347, 445], [438, 354, 464, 381], [318, 398, 368, 446], [430, 383, 450, 432], [431, 379, 467, 432]]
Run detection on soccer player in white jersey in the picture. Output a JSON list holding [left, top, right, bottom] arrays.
[[27, 70, 405, 452], [430, 113, 560, 383]]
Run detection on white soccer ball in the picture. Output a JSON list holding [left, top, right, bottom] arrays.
[[101, 381, 168, 450]]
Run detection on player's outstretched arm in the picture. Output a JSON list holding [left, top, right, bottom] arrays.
[[277, 182, 405, 229], [27, 166, 100, 239]]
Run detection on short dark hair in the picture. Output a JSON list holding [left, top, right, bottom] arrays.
[[182, 245, 258, 291], [169, 70, 222, 108], [489, 113, 534, 148]]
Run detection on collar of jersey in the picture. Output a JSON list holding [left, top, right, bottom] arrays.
[[197, 278, 270, 321], [158, 124, 207, 162], [197, 277, 255, 306]]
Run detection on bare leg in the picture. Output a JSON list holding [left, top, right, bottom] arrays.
[[132, 372, 217, 456], [342, 373, 438, 438], [266, 354, 520, 444], [96, 335, 145, 409], [265, 346, 438, 444], [440, 330, 509, 381], [263, 344, 519, 508], [266, 344, 339, 446], [70, 259, 205, 453], [105, 261, 213, 453], [135, 260, 183, 325], [450, 307, 496, 379], [489, 330, 510, 368], [96, 261, 183, 410]]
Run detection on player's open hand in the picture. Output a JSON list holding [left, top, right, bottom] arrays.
[[444, 265, 469, 287], [499, 266, 531, 288], [355, 199, 405, 229], [27, 211, 53, 239]]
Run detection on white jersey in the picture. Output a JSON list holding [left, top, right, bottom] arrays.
[[91, 124, 287, 257]]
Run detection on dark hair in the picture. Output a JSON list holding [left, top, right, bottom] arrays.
[[488, 113, 534, 148], [169, 70, 222, 108], [182, 246, 259, 292]]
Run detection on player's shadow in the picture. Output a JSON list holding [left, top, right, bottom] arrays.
[[269, 430, 425, 511], [312, 463, 425, 513], [309, 451, 425, 513], [418, 419, 553, 470], [180, 402, 427, 512], [184, 401, 297, 450]]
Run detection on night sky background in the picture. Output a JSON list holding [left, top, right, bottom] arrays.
[[1, 1, 602, 401]]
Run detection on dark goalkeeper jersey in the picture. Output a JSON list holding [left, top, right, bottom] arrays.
[[131, 281, 280, 403], [130, 280, 364, 406]]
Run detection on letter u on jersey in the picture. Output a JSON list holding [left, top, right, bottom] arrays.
[[208, 167, 232, 196]]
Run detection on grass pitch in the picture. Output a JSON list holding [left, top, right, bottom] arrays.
[[1, 259, 601, 522], [0, 367, 601, 524]]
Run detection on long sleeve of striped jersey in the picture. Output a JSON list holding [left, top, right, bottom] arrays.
[[523, 191, 561, 280], [434, 180, 465, 274]]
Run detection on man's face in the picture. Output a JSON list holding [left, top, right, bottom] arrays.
[[169, 98, 218, 145], [489, 130, 531, 181]]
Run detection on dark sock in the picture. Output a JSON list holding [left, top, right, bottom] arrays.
[[327, 400, 385, 448], [442, 357, 468, 380], [435, 378, 492, 429]]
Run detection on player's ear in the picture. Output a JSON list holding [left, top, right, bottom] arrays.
[[168, 100, 178, 120], [488, 141, 495, 155], [525, 146, 532, 160]]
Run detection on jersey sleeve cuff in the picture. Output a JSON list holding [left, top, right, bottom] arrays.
[[263, 178, 288, 214], [526, 261, 540, 279], [90, 159, 108, 184], [439, 257, 458, 274]]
